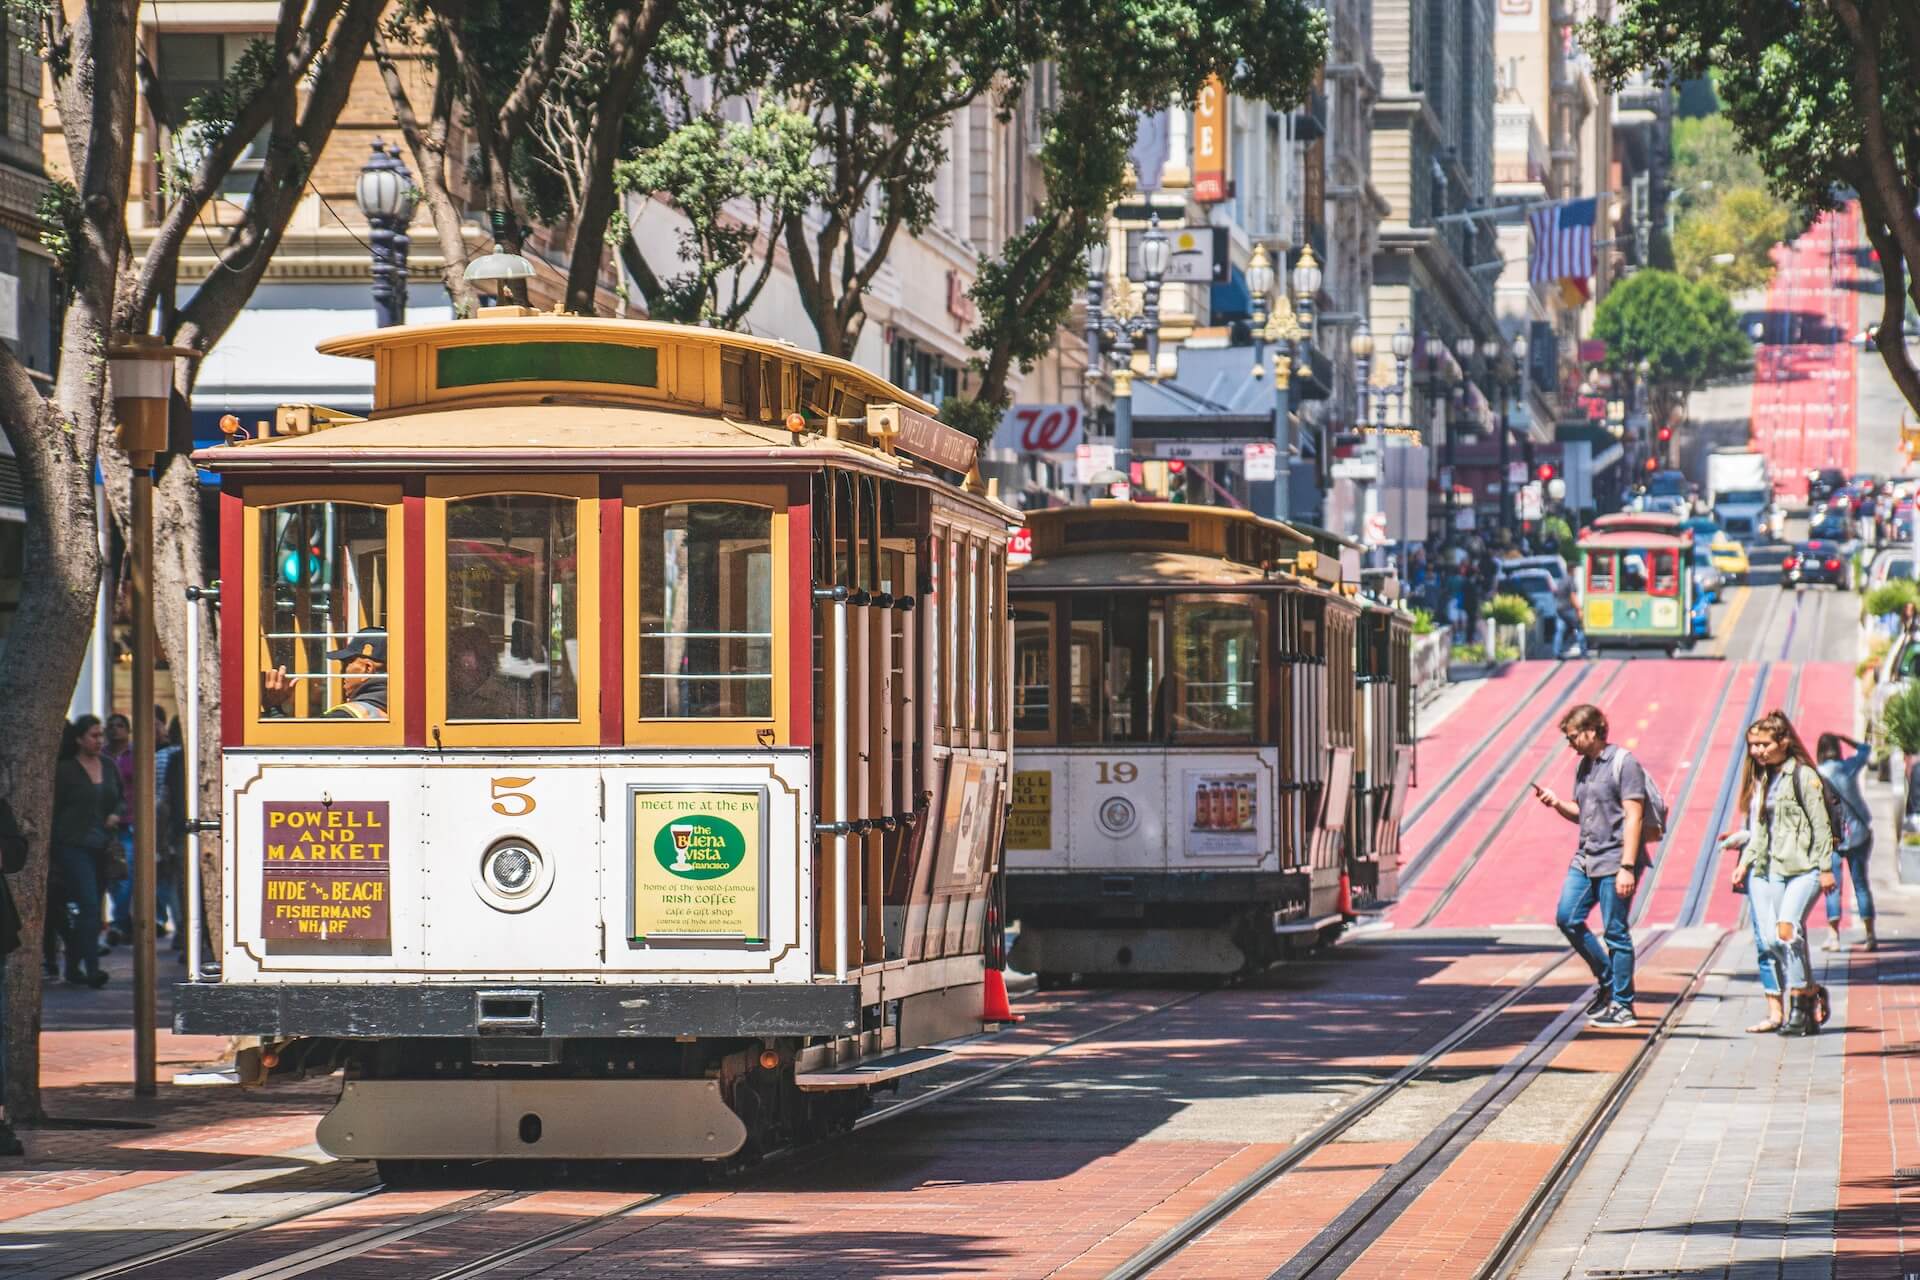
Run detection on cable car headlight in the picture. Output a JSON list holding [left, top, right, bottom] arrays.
[[475, 838, 553, 912]]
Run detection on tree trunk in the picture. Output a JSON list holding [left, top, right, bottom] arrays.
[[1, 400, 106, 1124]]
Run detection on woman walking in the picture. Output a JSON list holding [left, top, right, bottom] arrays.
[[51, 715, 123, 988], [1816, 732, 1876, 952], [1728, 710, 1836, 1037]]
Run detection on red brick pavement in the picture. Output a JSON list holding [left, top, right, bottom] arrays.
[[1838, 944, 1920, 1278]]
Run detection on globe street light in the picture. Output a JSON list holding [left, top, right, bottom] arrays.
[[1247, 244, 1311, 522], [354, 141, 418, 328], [1084, 211, 1169, 494]]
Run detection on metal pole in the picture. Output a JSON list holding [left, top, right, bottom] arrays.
[[184, 586, 206, 982], [1497, 381, 1512, 534], [369, 220, 397, 329], [1113, 368, 1134, 489], [832, 594, 849, 983], [1274, 349, 1293, 523], [132, 462, 156, 1096]]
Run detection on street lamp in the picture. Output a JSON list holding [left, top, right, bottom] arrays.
[[465, 209, 537, 306], [1350, 322, 1375, 426], [1084, 211, 1169, 494], [355, 141, 417, 328], [1246, 244, 1311, 521], [108, 335, 198, 1099]]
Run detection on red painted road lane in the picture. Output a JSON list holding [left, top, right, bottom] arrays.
[[1402, 662, 1586, 851], [1635, 661, 1764, 927], [1701, 660, 1858, 931], [1423, 658, 1730, 930], [1392, 661, 1629, 925], [1753, 207, 1860, 502]]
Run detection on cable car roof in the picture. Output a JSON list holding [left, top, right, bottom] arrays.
[[1577, 529, 1692, 549], [1011, 549, 1276, 588]]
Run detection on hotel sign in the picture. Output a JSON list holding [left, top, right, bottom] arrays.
[[1194, 76, 1228, 203]]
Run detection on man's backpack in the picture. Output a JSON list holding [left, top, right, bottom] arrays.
[[1608, 749, 1669, 844], [1790, 764, 1848, 856]]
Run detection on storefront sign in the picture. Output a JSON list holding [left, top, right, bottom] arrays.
[[1193, 75, 1228, 203], [1008, 527, 1033, 566], [260, 800, 390, 941], [993, 403, 1084, 454], [629, 788, 766, 942], [1183, 769, 1259, 855], [1244, 441, 1277, 481], [1007, 770, 1052, 849]]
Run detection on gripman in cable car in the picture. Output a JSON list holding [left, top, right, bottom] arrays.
[[174, 302, 1017, 1171]]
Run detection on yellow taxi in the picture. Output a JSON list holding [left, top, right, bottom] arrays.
[[1709, 533, 1750, 582]]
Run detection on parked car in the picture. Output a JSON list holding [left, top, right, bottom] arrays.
[[1496, 554, 1573, 599], [1692, 544, 1725, 598], [1868, 549, 1917, 591], [1782, 539, 1848, 588]]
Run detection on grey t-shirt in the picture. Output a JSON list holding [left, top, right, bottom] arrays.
[[1571, 744, 1647, 876]]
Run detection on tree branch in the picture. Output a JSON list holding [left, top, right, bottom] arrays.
[[373, 35, 478, 316]]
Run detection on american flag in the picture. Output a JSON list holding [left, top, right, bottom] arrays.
[[1529, 197, 1597, 286]]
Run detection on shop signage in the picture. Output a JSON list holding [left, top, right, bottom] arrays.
[[1008, 527, 1033, 566], [1193, 75, 1228, 203], [1244, 441, 1277, 481], [1007, 770, 1052, 849], [992, 403, 1084, 454], [629, 787, 766, 942], [1126, 225, 1228, 284], [260, 800, 390, 942]]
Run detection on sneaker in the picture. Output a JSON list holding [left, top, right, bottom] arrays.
[[1589, 1003, 1637, 1028], [1583, 985, 1611, 1017]]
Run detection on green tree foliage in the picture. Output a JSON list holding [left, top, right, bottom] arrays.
[[1863, 579, 1920, 619], [1882, 679, 1920, 757], [1482, 594, 1537, 626], [955, 0, 1326, 420], [1582, 2, 1920, 421], [1670, 114, 1770, 196], [1674, 185, 1792, 294], [1592, 270, 1750, 430]]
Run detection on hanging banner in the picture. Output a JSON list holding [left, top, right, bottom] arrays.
[[1193, 75, 1228, 203], [629, 787, 767, 943]]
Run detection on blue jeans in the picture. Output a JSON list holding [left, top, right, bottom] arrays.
[[1556, 864, 1636, 1005], [1750, 889, 1781, 995], [1824, 845, 1875, 924], [1751, 870, 1822, 992], [108, 829, 133, 933]]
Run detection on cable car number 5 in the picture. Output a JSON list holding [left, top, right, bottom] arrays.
[[491, 777, 537, 816]]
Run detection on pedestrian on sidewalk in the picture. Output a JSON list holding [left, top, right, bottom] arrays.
[[1532, 703, 1645, 1028], [52, 715, 121, 989], [102, 712, 133, 948], [1815, 732, 1876, 952], [1727, 710, 1836, 1037]]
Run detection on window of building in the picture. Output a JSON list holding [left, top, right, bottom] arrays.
[[444, 495, 580, 721], [638, 502, 773, 718], [156, 34, 270, 196], [256, 502, 390, 722]]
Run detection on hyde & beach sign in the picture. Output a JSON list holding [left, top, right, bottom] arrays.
[[260, 800, 390, 941]]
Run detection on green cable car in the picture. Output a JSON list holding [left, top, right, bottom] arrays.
[[1576, 514, 1696, 654]]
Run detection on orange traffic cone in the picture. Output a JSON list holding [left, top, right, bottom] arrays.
[[1337, 870, 1354, 918], [982, 968, 1021, 1023]]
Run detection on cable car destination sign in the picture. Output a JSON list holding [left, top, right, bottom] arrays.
[[260, 800, 390, 941]]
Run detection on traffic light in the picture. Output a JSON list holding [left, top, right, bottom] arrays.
[[1535, 462, 1556, 483], [1657, 426, 1672, 444], [1167, 459, 1186, 474], [1644, 456, 1658, 472]]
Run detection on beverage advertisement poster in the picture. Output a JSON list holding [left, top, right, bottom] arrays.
[[629, 787, 766, 943], [1182, 771, 1260, 856], [260, 800, 390, 942]]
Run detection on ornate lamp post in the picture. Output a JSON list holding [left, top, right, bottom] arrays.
[[1083, 213, 1169, 495], [355, 141, 418, 328], [1247, 245, 1312, 521], [108, 336, 198, 1097]]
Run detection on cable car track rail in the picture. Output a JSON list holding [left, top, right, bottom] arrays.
[[1402, 662, 1565, 828]]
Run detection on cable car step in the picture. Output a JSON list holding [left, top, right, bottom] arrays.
[[795, 1046, 957, 1091], [1272, 911, 1345, 935]]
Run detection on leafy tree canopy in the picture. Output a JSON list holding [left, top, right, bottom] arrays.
[[1673, 185, 1792, 294], [1581, 0, 1920, 416], [1593, 270, 1750, 426]]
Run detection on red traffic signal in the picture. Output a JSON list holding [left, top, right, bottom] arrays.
[[1644, 456, 1658, 472], [1167, 459, 1186, 474], [1657, 426, 1672, 443], [1535, 463, 1556, 483]]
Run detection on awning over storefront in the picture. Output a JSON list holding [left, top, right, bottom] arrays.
[[1131, 342, 1332, 441]]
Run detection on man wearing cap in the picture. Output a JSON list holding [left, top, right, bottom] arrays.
[[262, 629, 389, 721]]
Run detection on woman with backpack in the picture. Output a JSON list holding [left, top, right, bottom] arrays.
[[1815, 732, 1876, 952], [1726, 710, 1837, 1037]]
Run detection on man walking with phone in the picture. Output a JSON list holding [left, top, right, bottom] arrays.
[[1533, 704, 1646, 1027]]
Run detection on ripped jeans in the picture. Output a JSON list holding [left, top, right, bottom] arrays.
[[1750, 870, 1823, 992]]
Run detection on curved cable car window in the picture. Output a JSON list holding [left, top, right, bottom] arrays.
[[1620, 551, 1649, 594], [256, 502, 391, 722], [1648, 547, 1679, 597], [444, 495, 580, 721], [1586, 551, 1616, 594], [639, 503, 774, 718]]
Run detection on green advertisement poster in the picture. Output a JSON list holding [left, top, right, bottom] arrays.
[[630, 789, 765, 941]]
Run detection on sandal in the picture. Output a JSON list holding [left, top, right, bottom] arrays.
[[1746, 1017, 1783, 1033]]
